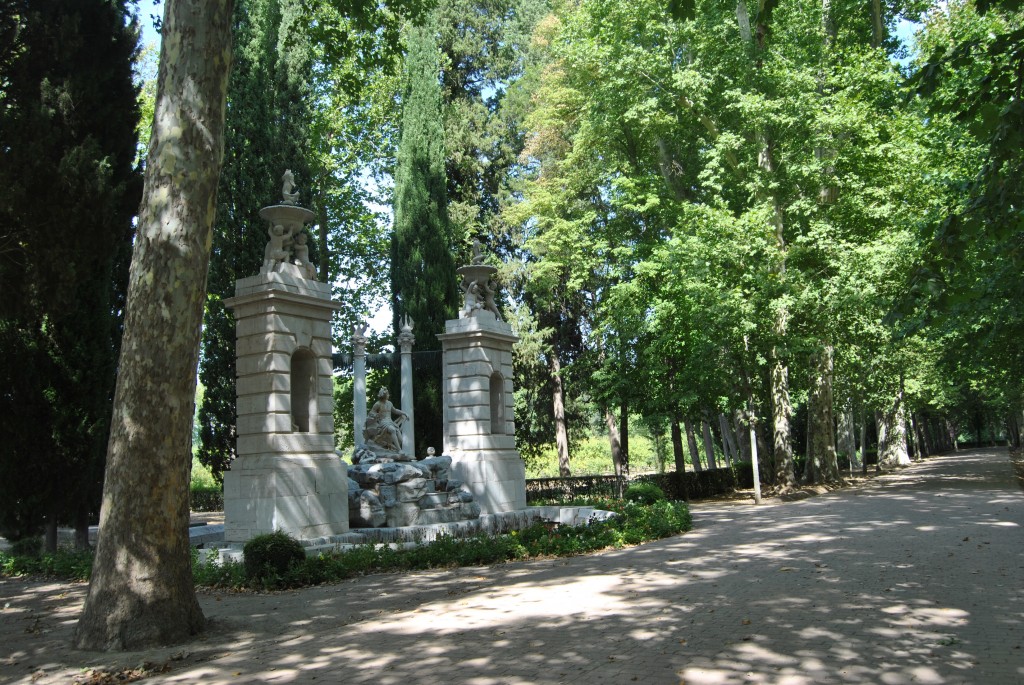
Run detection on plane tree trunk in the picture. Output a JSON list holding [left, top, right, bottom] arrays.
[[74, 0, 233, 650]]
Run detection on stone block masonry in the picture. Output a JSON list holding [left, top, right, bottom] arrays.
[[223, 265, 349, 543]]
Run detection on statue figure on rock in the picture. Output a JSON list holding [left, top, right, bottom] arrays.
[[364, 387, 408, 453]]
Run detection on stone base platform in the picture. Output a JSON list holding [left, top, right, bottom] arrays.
[[199, 505, 616, 565]]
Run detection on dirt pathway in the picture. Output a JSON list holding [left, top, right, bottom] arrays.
[[2, 448, 1021, 684]]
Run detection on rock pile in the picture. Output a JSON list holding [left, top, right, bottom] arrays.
[[347, 448, 481, 528]]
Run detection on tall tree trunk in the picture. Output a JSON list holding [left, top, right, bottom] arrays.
[[671, 415, 686, 474], [701, 415, 717, 469], [805, 345, 839, 484], [719, 413, 737, 466], [619, 400, 630, 480], [684, 418, 702, 472], [733, 409, 751, 462], [671, 414, 689, 500], [75, 0, 233, 650], [837, 401, 858, 469], [550, 353, 571, 477], [870, 0, 885, 48], [770, 346, 796, 490], [860, 408, 870, 472], [914, 412, 929, 458], [878, 389, 911, 468]]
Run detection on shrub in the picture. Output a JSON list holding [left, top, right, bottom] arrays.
[[624, 483, 666, 504], [1, 547, 93, 580], [243, 531, 306, 586]]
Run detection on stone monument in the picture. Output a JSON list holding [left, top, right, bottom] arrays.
[[437, 243, 527, 513], [222, 172, 349, 542]]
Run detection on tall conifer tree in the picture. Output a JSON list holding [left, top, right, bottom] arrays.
[[0, 0, 140, 544], [390, 15, 459, 456]]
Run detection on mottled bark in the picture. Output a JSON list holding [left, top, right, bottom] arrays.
[[804, 345, 839, 484], [550, 353, 570, 477], [878, 388, 911, 468], [770, 345, 796, 490], [837, 401, 858, 469], [74, 0, 233, 651]]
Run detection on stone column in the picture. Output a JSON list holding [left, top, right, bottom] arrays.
[[397, 316, 416, 457], [352, 323, 368, 443], [438, 310, 526, 513], [223, 266, 348, 542]]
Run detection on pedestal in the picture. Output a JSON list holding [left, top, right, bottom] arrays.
[[222, 266, 349, 542], [438, 311, 527, 513]]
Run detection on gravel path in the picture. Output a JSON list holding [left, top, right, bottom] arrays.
[[1, 447, 1021, 684]]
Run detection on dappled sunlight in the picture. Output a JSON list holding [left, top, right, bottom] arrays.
[[4, 449, 1023, 684]]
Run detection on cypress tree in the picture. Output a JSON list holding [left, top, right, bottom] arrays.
[[391, 17, 460, 456], [0, 0, 141, 545], [197, 0, 317, 479]]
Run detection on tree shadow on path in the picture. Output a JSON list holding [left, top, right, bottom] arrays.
[[2, 448, 1021, 684]]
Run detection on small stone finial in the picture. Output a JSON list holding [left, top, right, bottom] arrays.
[[397, 315, 415, 349], [281, 169, 299, 205], [352, 322, 368, 354]]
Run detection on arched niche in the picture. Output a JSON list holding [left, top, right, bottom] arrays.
[[291, 348, 317, 433], [489, 371, 505, 435]]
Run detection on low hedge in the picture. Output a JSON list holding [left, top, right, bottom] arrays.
[[190, 487, 224, 512]]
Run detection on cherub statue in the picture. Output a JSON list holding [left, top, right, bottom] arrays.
[[461, 279, 484, 317], [262, 223, 294, 271], [292, 231, 317, 279], [281, 169, 300, 205], [482, 279, 501, 320]]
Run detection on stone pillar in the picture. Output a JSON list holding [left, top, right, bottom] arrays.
[[438, 309, 526, 513], [352, 323, 368, 443], [222, 264, 349, 543], [397, 315, 415, 457]]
